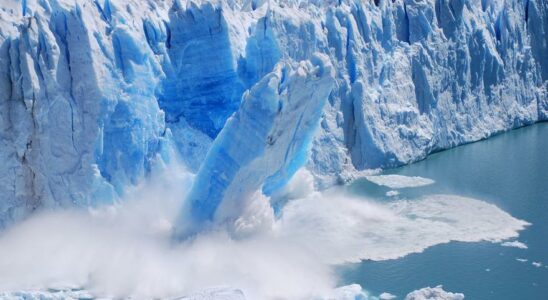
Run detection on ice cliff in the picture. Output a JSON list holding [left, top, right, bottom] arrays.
[[0, 0, 546, 227]]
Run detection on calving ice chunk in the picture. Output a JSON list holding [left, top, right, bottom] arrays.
[[174, 54, 335, 238]]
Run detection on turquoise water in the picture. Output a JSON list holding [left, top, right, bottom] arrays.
[[340, 123, 548, 299]]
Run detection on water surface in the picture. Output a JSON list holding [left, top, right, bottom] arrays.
[[341, 123, 548, 299]]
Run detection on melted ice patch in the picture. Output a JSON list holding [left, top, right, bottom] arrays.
[[364, 175, 435, 189]]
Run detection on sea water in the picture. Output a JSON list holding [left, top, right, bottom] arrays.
[[341, 123, 548, 299]]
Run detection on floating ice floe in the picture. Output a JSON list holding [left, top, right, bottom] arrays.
[[379, 292, 397, 299], [501, 240, 528, 249], [386, 191, 400, 197], [364, 175, 435, 189], [404, 285, 464, 300]]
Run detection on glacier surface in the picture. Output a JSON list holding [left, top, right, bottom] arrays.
[[0, 0, 546, 232]]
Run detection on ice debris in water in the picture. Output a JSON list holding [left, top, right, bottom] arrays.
[[404, 285, 465, 300], [365, 175, 435, 189], [500, 240, 528, 249]]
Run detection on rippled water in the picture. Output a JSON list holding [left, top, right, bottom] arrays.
[[340, 123, 548, 299]]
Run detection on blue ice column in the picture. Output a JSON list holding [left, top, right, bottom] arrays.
[[174, 54, 334, 238]]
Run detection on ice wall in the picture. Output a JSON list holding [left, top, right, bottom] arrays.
[[0, 0, 546, 226], [307, 0, 547, 185], [0, 0, 173, 226]]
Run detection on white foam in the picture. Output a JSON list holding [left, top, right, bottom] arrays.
[[532, 262, 543, 268], [279, 192, 529, 262], [0, 287, 246, 300], [501, 240, 528, 249], [364, 175, 435, 189], [516, 258, 528, 262]]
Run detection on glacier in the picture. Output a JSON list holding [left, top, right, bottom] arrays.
[[1, 0, 546, 298], [0, 0, 546, 237]]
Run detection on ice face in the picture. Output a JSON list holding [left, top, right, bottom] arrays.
[[0, 0, 174, 227], [0, 0, 546, 227]]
